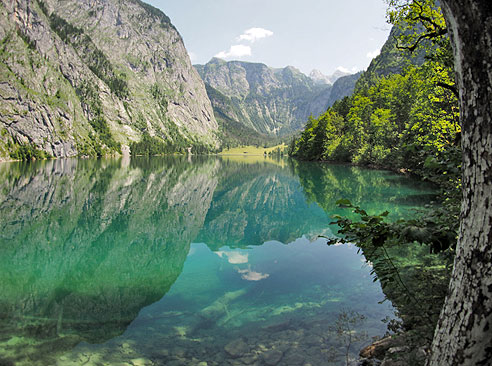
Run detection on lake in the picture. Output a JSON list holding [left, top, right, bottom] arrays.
[[0, 156, 437, 366]]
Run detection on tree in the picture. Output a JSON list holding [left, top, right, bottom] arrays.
[[426, 1, 492, 365]]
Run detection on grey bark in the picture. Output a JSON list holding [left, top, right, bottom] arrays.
[[427, 1, 492, 365]]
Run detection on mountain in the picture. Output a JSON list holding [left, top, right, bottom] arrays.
[[203, 83, 276, 148], [0, 0, 218, 160], [195, 58, 338, 137], [195, 58, 361, 140], [355, 25, 428, 90], [309, 68, 350, 85], [324, 72, 362, 108]]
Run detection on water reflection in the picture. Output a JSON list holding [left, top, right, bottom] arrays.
[[0, 157, 219, 364], [0, 156, 435, 365], [291, 160, 436, 220], [197, 160, 330, 249]]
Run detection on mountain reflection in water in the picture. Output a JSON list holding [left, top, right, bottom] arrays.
[[0, 156, 435, 366]]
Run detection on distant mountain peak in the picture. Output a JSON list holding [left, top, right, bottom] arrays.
[[309, 69, 330, 84], [195, 59, 360, 140], [309, 69, 351, 85]]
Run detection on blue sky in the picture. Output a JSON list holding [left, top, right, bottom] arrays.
[[146, 0, 391, 76]]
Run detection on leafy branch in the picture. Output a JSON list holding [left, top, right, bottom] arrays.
[[324, 199, 456, 338], [387, 0, 448, 53]]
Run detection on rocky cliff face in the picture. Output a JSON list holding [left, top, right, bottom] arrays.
[[0, 0, 218, 160], [195, 58, 338, 137]]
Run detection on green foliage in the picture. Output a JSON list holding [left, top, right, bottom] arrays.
[[75, 81, 120, 155], [215, 112, 277, 149], [46, 12, 83, 43], [89, 116, 120, 152], [76, 81, 102, 115], [150, 83, 169, 113], [134, 112, 147, 131], [328, 199, 457, 253], [166, 120, 190, 151], [204, 84, 282, 149], [130, 132, 171, 156], [293, 0, 457, 355], [386, 0, 447, 52], [291, 20, 459, 191], [327, 199, 453, 345], [76, 138, 101, 157], [9, 143, 50, 161], [86, 49, 129, 99], [267, 146, 285, 158], [36, 0, 49, 17], [327, 199, 391, 248], [130, 128, 212, 156]]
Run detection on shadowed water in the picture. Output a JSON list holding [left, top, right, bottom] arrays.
[[0, 156, 436, 366]]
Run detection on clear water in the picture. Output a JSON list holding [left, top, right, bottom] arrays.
[[0, 156, 436, 366]]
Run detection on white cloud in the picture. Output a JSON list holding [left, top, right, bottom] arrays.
[[216, 251, 249, 264], [215, 44, 252, 59], [237, 267, 270, 281], [214, 27, 272, 61], [336, 66, 351, 73], [366, 49, 381, 59], [336, 66, 360, 74], [237, 27, 274, 43]]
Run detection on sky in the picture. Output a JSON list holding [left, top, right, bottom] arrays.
[[146, 0, 392, 77]]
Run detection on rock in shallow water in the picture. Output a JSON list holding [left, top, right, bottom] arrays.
[[224, 338, 250, 358], [281, 352, 305, 365], [130, 358, 152, 366], [262, 349, 284, 366]]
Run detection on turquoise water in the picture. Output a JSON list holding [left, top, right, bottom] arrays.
[[0, 156, 436, 366]]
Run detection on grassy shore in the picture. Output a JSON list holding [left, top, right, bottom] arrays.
[[219, 144, 287, 156]]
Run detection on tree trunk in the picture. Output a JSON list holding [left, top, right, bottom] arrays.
[[427, 1, 492, 365]]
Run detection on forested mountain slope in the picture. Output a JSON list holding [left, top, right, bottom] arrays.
[[290, 22, 458, 190]]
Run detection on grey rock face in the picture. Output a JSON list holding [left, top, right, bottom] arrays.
[[0, 0, 218, 159]]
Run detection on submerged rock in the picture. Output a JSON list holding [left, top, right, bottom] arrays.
[[281, 352, 305, 365], [224, 338, 250, 358], [130, 358, 152, 366], [262, 349, 284, 366]]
